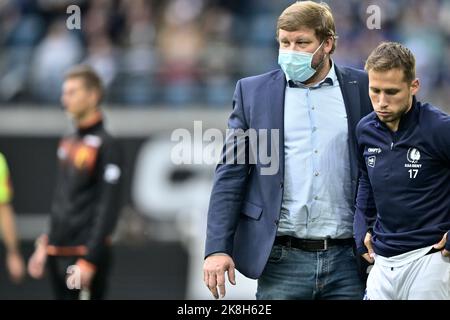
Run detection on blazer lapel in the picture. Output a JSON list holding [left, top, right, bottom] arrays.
[[336, 65, 361, 126], [335, 65, 363, 198], [268, 69, 286, 179]]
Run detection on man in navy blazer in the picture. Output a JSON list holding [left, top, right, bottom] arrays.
[[204, 1, 373, 300]]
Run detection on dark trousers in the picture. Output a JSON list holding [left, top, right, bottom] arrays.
[[47, 249, 112, 300]]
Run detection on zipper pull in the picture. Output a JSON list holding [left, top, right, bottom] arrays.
[[390, 142, 394, 150]]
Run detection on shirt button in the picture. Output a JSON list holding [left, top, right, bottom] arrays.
[[314, 172, 319, 176], [312, 106, 315, 110], [314, 196, 319, 200], [314, 150, 318, 154]]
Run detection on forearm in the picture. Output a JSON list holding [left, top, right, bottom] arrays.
[[354, 170, 377, 254], [85, 183, 120, 264], [206, 164, 248, 257], [0, 204, 20, 253], [84, 139, 122, 264]]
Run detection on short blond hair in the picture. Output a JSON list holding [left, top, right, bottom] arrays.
[[64, 65, 104, 103], [365, 42, 416, 84], [277, 1, 337, 53]]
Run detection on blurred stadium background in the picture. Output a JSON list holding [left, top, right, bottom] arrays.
[[0, 0, 449, 299]]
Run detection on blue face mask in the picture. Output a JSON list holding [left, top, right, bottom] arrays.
[[278, 41, 324, 82]]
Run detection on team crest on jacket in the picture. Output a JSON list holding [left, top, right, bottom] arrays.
[[367, 156, 376, 168], [407, 147, 421, 163]]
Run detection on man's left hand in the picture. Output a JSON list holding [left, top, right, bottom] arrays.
[[76, 259, 96, 289], [433, 232, 450, 257]]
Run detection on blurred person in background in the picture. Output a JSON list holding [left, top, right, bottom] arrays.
[[0, 152, 25, 283], [29, 20, 83, 103], [156, 0, 205, 105], [204, 1, 373, 300], [27, 65, 122, 300]]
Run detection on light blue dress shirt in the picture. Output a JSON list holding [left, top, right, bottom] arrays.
[[278, 61, 354, 239]]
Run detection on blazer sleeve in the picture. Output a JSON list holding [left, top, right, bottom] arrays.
[[204, 80, 252, 258]]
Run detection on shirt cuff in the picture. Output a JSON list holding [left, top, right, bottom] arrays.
[[356, 246, 368, 256], [206, 252, 230, 258]]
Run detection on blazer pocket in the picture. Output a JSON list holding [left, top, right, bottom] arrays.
[[241, 201, 263, 220]]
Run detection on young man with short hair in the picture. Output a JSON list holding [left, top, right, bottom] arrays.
[[355, 42, 450, 299], [28, 65, 122, 300]]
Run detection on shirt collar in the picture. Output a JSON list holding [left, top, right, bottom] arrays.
[[77, 112, 104, 135]]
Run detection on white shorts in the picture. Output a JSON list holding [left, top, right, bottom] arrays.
[[365, 245, 450, 300]]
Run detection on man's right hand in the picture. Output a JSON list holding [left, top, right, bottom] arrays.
[[6, 251, 25, 283], [203, 254, 236, 299], [362, 232, 375, 263], [27, 235, 48, 279]]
